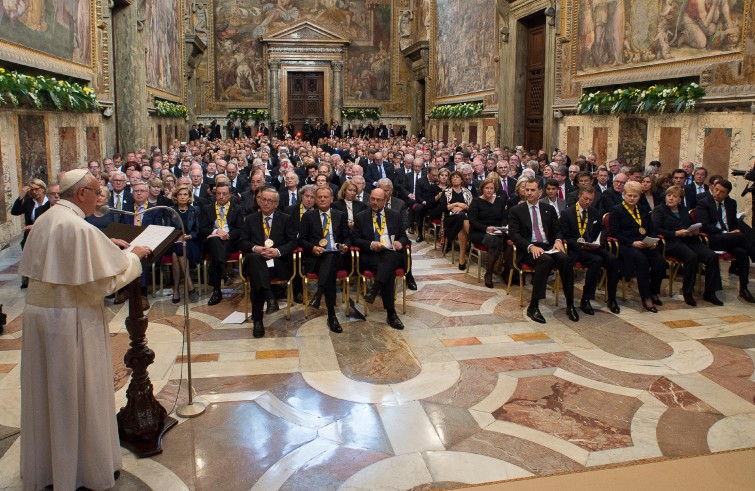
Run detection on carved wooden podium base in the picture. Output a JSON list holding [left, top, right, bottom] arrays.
[[116, 271, 177, 457]]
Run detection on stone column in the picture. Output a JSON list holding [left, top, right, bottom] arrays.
[[331, 60, 344, 123], [268, 61, 281, 124], [112, 0, 148, 153]]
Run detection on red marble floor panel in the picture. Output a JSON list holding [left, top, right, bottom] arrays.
[[152, 401, 318, 491], [700, 341, 755, 405], [0, 339, 22, 350], [421, 401, 484, 448], [555, 310, 673, 360], [470, 353, 566, 373], [0, 364, 15, 373], [410, 284, 498, 312], [192, 293, 246, 320], [422, 360, 503, 409], [492, 376, 641, 451], [649, 377, 719, 413], [3, 314, 22, 336], [558, 353, 660, 390], [153, 314, 215, 338], [451, 430, 584, 476], [656, 407, 723, 457], [429, 313, 519, 329], [279, 445, 391, 491]]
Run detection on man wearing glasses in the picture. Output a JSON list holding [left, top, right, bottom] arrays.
[[108, 172, 132, 211], [599, 172, 627, 216]]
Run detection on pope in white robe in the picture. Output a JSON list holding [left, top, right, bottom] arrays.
[[18, 170, 150, 491]]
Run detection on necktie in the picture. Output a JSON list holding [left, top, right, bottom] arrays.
[[380, 164, 386, 179], [134, 205, 142, 226], [194, 187, 200, 197], [558, 186, 564, 200], [502, 179, 507, 194], [375, 212, 382, 241], [264, 216, 271, 240], [531, 205, 544, 243], [413, 173, 418, 195], [581, 209, 587, 222], [322, 212, 332, 249], [115, 194, 121, 210], [718, 202, 727, 231], [698, 186, 704, 194], [290, 192, 296, 206]]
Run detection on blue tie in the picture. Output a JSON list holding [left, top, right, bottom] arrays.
[[374, 212, 382, 241], [322, 212, 332, 249]]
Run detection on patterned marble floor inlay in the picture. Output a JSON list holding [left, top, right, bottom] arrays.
[[1, 240, 754, 490]]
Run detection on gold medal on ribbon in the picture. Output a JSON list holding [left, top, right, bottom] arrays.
[[577, 237, 586, 243], [319, 238, 328, 247], [639, 227, 646, 235], [622, 202, 645, 236], [264, 239, 274, 247], [380, 237, 388, 246]]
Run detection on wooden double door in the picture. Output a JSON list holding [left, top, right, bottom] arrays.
[[287, 72, 324, 134]]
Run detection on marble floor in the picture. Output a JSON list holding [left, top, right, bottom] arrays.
[[0, 238, 754, 490]]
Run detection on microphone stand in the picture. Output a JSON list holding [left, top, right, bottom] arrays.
[[107, 205, 206, 418]]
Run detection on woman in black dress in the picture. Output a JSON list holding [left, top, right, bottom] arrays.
[[85, 188, 117, 230], [611, 181, 666, 312], [168, 185, 200, 303], [440, 171, 474, 269], [332, 180, 368, 228], [467, 176, 508, 288], [652, 185, 722, 306]]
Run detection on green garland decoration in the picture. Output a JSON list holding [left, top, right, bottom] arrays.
[[429, 101, 483, 119], [341, 108, 381, 120], [577, 82, 705, 115], [226, 109, 270, 124], [0, 67, 99, 111], [155, 99, 188, 118]]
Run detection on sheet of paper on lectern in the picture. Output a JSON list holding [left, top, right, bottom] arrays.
[[124, 225, 176, 254]]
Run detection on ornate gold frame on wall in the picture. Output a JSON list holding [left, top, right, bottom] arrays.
[[146, 0, 187, 104], [0, 0, 98, 81], [569, 0, 749, 84]]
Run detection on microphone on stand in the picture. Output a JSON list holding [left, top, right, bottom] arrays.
[[104, 204, 206, 418]]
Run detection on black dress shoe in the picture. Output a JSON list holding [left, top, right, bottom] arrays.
[[364, 288, 377, 304], [567, 305, 580, 322], [253, 320, 265, 338], [526, 306, 546, 324], [114, 470, 121, 481], [266, 299, 280, 313], [703, 293, 724, 306], [484, 272, 493, 289], [387, 312, 405, 330], [650, 294, 663, 306], [20, 276, 28, 289], [208, 289, 222, 306], [348, 299, 366, 320], [579, 299, 594, 315], [294, 292, 304, 304], [172, 292, 181, 304], [642, 300, 658, 313], [683, 293, 697, 306], [416, 236, 424, 243], [740, 288, 755, 303], [458, 262, 467, 271], [607, 299, 621, 314], [327, 315, 343, 333], [406, 275, 418, 291], [308, 290, 322, 309]]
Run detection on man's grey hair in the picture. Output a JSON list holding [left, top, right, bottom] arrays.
[[300, 184, 317, 196], [377, 178, 393, 189]]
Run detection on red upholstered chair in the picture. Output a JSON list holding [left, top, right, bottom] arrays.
[[430, 219, 443, 250], [505, 240, 561, 307], [298, 249, 355, 318], [468, 243, 488, 283], [152, 255, 204, 298], [241, 248, 300, 322], [354, 245, 411, 316]]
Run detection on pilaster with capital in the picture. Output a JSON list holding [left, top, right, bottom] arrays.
[[268, 61, 282, 123], [331, 60, 343, 123]]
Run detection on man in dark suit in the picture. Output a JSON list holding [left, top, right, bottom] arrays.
[[189, 168, 210, 207], [696, 180, 755, 303], [285, 185, 317, 303], [365, 152, 394, 190], [299, 187, 351, 333], [238, 188, 297, 338], [598, 173, 627, 216], [378, 179, 417, 290], [509, 177, 578, 324], [108, 172, 133, 210], [226, 162, 249, 194], [560, 186, 621, 314], [278, 171, 300, 210], [352, 188, 407, 330], [189, 124, 200, 142], [199, 182, 245, 306], [683, 166, 710, 210]]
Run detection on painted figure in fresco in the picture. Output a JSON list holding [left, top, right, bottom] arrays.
[[314, 0, 351, 25], [399, 10, 413, 50], [253, 0, 299, 37], [673, 0, 736, 50], [4, 0, 45, 31], [591, 0, 625, 66]]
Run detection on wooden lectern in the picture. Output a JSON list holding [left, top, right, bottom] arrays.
[[104, 223, 182, 457]]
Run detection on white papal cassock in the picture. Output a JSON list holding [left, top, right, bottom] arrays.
[[18, 200, 143, 491]]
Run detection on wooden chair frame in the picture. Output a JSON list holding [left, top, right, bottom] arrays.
[[241, 248, 300, 322], [354, 246, 412, 316]]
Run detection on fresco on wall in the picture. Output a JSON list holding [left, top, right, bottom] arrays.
[[17, 115, 49, 186], [0, 0, 91, 66], [146, 0, 183, 96], [213, 0, 392, 102], [434, 0, 496, 98], [576, 0, 745, 76]]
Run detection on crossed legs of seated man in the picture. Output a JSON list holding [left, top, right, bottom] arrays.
[[708, 233, 755, 303], [523, 249, 578, 323], [572, 247, 621, 314], [205, 236, 235, 305], [244, 254, 284, 338], [362, 250, 405, 329]]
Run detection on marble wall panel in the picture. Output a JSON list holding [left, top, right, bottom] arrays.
[[442, 123, 449, 143], [617, 118, 648, 167], [58, 127, 79, 172], [592, 127, 608, 166], [566, 126, 580, 161], [702, 128, 732, 180], [658, 127, 682, 168], [17, 115, 49, 186], [0, 131, 5, 224], [86, 127, 101, 164], [469, 124, 478, 145]]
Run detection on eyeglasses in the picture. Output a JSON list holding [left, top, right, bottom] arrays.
[[258, 197, 277, 204], [112, 179, 126, 183]]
